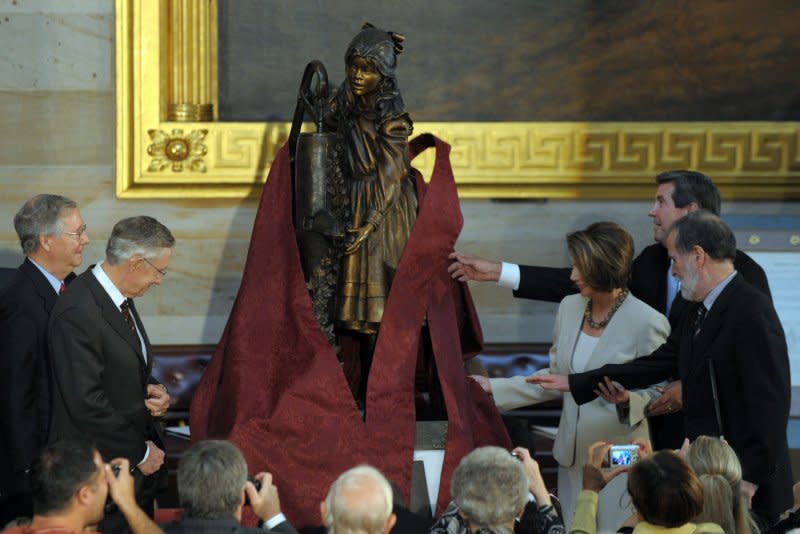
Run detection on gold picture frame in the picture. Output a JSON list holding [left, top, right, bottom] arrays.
[[116, 0, 800, 200]]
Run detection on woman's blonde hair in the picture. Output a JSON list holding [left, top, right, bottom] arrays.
[[686, 436, 760, 534]]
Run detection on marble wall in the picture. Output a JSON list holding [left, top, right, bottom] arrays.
[[1, 1, 799, 346]]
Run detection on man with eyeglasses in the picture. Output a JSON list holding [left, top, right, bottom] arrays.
[[48, 216, 174, 533], [0, 194, 90, 524]]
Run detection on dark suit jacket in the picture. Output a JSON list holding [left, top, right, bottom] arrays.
[[513, 243, 771, 448], [568, 274, 791, 523], [0, 259, 74, 498], [162, 516, 297, 534], [48, 268, 163, 466]]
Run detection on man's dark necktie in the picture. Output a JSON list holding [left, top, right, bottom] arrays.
[[693, 303, 707, 338], [120, 300, 136, 332], [59, 281, 66, 295]]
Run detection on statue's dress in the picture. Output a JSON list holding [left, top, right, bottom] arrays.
[[336, 107, 418, 333]]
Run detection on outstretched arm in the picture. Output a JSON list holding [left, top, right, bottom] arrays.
[[448, 251, 502, 282]]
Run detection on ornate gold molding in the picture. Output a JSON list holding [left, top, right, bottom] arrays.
[[147, 128, 208, 172], [116, 0, 800, 199]]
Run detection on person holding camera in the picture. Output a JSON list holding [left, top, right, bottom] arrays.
[[471, 222, 669, 533], [161, 440, 296, 534], [571, 441, 723, 534], [1, 439, 162, 534], [430, 446, 564, 534]]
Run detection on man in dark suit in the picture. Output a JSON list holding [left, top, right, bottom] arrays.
[[163, 440, 297, 534], [0, 194, 89, 524], [48, 216, 173, 533], [531, 211, 792, 525], [448, 170, 771, 449]]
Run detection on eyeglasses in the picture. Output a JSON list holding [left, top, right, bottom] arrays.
[[62, 224, 87, 240], [142, 257, 168, 277]]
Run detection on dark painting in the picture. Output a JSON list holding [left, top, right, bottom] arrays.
[[218, 0, 800, 122]]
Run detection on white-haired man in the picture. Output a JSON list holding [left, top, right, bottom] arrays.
[[321, 465, 396, 534]]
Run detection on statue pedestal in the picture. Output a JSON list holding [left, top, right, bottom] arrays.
[[410, 421, 448, 516]]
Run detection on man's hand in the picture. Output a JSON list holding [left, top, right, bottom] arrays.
[[527, 374, 570, 392], [447, 251, 501, 283], [741, 480, 758, 509], [645, 380, 682, 416], [105, 458, 137, 511], [582, 441, 629, 493], [595, 376, 630, 405], [106, 458, 165, 534], [246, 472, 282, 522], [145, 384, 170, 417], [137, 440, 164, 476], [512, 447, 551, 506], [469, 375, 492, 394]]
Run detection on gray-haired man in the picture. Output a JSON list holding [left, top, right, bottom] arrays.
[[163, 440, 297, 534], [48, 216, 173, 533], [0, 194, 89, 524]]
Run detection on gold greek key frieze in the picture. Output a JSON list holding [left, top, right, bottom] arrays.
[[411, 126, 800, 179], [211, 124, 292, 170]]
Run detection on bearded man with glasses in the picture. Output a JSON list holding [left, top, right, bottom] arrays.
[[0, 194, 90, 525]]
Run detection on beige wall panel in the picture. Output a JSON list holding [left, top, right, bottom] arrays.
[[0, 1, 111, 14], [0, 13, 112, 91], [0, 92, 113, 165]]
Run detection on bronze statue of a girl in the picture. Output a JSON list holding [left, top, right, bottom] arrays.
[[330, 23, 417, 334]]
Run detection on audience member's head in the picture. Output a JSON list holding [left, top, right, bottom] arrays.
[[178, 440, 248, 520], [567, 221, 634, 292], [322, 465, 396, 534], [686, 436, 758, 534], [450, 446, 528, 533], [29, 439, 107, 527], [13, 194, 89, 279], [628, 450, 704, 528], [102, 215, 175, 298]]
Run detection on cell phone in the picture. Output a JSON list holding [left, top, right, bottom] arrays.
[[604, 444, 639, 468]]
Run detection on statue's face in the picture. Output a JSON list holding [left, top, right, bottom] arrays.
[[348, 56, 381, 96]]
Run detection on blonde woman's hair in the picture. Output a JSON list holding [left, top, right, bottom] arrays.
[[686, 436, 759, 534]]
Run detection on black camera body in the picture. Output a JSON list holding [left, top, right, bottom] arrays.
[[244, 475, 262, 506]]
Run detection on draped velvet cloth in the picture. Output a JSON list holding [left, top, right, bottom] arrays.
[[190, 134, 511, 528]]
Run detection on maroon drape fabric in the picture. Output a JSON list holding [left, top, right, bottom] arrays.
[[190, 134, 511, 528]]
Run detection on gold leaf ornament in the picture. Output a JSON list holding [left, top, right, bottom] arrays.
[[147, 129, 209, 172]]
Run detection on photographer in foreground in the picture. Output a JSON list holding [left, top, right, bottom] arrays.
[[1, 439, 162, 534], [161, 440, 296, 534], [571, 441, 722, 534]]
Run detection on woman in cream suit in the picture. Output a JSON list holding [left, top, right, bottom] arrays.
[[473, 222, 670, 534]]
